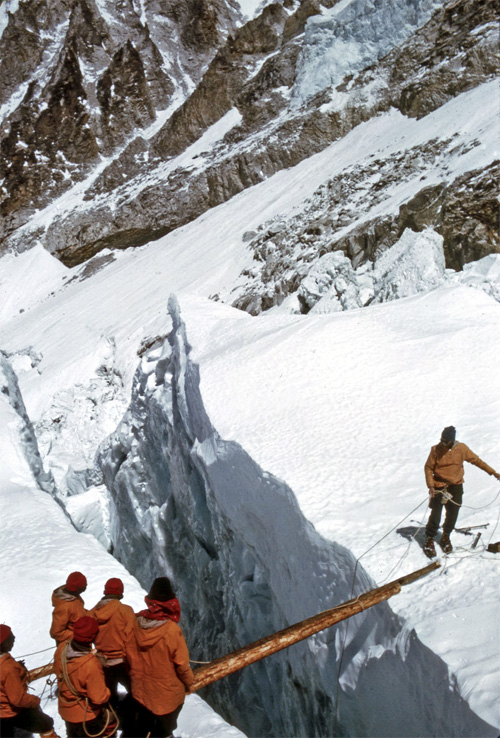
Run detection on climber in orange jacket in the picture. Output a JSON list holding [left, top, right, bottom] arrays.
[[90, 578, 135, 704], [50, 571, 87, 644], [0, 624, 59, 738], [54, 616, 116, 738], [124, 577, 194, 738]]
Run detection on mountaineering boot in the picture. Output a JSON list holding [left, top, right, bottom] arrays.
[[423, 537, 436, 558], [440, 533, 453, 554]]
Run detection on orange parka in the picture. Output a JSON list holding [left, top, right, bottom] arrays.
[[89, 598, 136, 663], [54, 642, 110, 722], [0, 653, 40, 718], [425, 441, 497, 489], [127, 617, 194, 715], [50, 586, 87, 644]]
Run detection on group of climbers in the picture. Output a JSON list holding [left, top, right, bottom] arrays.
[[1, 575, 194, 738]]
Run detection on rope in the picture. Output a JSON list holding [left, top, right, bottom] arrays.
[[333, 496, 428, 732], [333, 485, 500, 731], [15, 645, 55, 659], [60, 644, 118, 737], [442, 488, 500, 510]]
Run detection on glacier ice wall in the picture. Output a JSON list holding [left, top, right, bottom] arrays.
[[97, 297, 496, 738], [293, 0, 443, 103]]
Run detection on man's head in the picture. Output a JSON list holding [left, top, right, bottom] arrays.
[[65, 571, 87, 595], [0, 624, 15, 653], [440, 426, 456, 447], [104, 577, 124, 599], [72, 616, 99, 646], [147, 577, 175, 602]]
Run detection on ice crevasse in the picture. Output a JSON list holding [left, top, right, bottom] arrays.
[[97, 297, 496, 738]]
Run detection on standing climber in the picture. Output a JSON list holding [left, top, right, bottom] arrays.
[[50, 572, 88, 644], [90, 578, 135, 705], [54, 616, 116, 737], [0, 624, 59, 738], [424, 426, 500, 556], [124, 577, 194, 738]]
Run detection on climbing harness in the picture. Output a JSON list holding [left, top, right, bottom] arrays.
[[60, 643, 118, 737], [440, 488, 453, 504]]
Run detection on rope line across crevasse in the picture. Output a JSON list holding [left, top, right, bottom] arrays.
[[333, 485, 500, 733]]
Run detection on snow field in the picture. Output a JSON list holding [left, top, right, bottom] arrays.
[[0, 80, 499, 732], [0, 384, 245, 737]]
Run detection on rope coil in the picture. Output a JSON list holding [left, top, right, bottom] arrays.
[[60, 644, 118, 738]]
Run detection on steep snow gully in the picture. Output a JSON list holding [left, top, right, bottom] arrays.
[[97, 298, 494, 738]]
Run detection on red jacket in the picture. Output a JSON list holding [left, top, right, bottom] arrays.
[[0, 653, 40, 718], [54, 642, 110, 722], [50, 586, 87, 644], [127, 616, 194, 715], [90, 598, 136, 662]]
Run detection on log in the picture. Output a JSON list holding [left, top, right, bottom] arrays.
[[27, 662, 55, 682], [27, 561, 439, 686], [190, 560, 440, 691]]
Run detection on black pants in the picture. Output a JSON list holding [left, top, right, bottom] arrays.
[[120, 698, 182, 738], [103, 662, 131, 706], [65, 711, 106, 738], [0, 706, 53, 737], [426, 484, 463, 539]]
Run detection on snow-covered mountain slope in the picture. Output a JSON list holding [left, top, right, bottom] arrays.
[[1, 0, 498, 279], [1, 151, 499, 733], [0, 352, 245, 738], [1, 0, 499, 734], [92, 294, 497, 737]]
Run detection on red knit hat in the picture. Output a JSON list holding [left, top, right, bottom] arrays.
[[104, 578, 124, 596], [66, 571, 87, 593], [72, 617, 99, 644], [0, 624, 12, 644]]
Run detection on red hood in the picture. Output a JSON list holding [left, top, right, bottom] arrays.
[[137, 597, 181, 623]]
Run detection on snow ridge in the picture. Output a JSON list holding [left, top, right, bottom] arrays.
[[0, 351, 55, 494], [97, 296, 496, 738]]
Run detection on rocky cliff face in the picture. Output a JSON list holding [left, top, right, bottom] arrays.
[[0, 0, 240, 242], [1, 0, 498, 292]]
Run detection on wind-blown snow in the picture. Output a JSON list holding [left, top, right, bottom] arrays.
[[0, 245, 69, 324]]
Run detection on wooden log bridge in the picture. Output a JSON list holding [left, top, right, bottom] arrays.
[[27, 561, 440, 688]]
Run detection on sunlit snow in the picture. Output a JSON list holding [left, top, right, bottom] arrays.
[[1, 79, 499, 734]]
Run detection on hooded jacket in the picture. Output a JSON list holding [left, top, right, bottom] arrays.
[[425, 441, 497, 489], [127, 617, 194, 715], [50, 587, 87, 644], [54, 642, 110, 722], [0, 653, 40, 718], [90, 598, 135, 664]]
